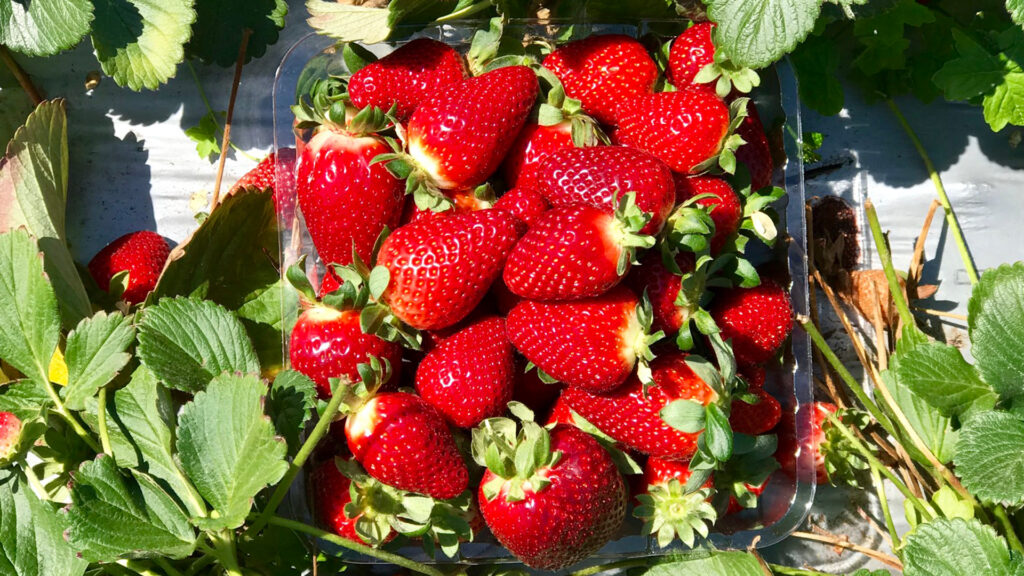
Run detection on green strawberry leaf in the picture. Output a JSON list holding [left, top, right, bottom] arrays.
[[66, 456, 197, 562], [704, 0, 821, 69], [851, 0, 934, 76], [306, 1, 392, 43], [1010, 0, 1024, 30], [894, 341, 998, 420], [176, 372, 288, 530], [641, 550, 764, 575], [137, 297, 260, 393], [61, 311, 135, 410], [0, 379, 51, 421], [184, 110, 225, 161], [186, 0, 287, 66], [790, 33, 844, 116], [969, 263, 1024, 400], [0, 0, 93, 57], [0, 229, 61, 389], [554, 0, 675, 21], [953, 410, 1024, 506], [387, 0, 472, 28], [933, 28, 1024, 132], [0, 100, 91, 327], [881, 368, 957, 466], [89, 0, 196, 91], [0, 469, 87, 576], [267, 370, 316, 455], [903, 517, 1024, 576]]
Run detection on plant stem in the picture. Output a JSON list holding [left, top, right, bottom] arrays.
[[0, 45, 43, 105], [871, 465, 900, 549], [210, 530, 243, 576], [210, 28, 252, 211], [567, 558, 654, 576], [267, 516, 447, 576], [184, 553, 215, 576], [39, 376, 101, 453], [864, 198, 915, 328], [152, 557, 185, 576], [886, 99, 978, 285], [97, 386, 113, 455], [116, 559, 164, 576], [432, 1, 494, 23], [248, 381, 349, 536], [22, 463, 47, 498], [789, 531, 903, 569], [993, 505, 1024, 554], [185, 61, 260, 163]]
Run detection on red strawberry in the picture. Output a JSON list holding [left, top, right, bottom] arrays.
[[673, 175, 741, 253], [377, 209, 520, 330], [614, 89, 730, 174], [643, 457, 711, 491], [501, 121, 575, 190], [88, 230, 171, 305], [289, 306, 403, 399], [415, 316, 515, 428], [512, 359, 564, 416], [0, 412, 22, 461], [735, 103, 774, 190], [476, 422, 627, 570], [231, 147, 298, 221], [345, 392, 469, 499], [545, 395, 576, 426], [543, 34, 657, 125], [506, 286, 661, 393], [297, 129, 405, 268], [536, 146, 675, 235], [318, 268, 343, 298], [738, 364, 766, 389], [723, 476, 769, 515], [667, 23, 715, 89], [729, 389, 781, 435], [503, 202, 653, 301], [399, 188, 492, 226], [406, 66, 538, 190], [348, 38, 467, 122], [312, 458, 395, 545], [493, 187, 550, 231], [562, 353, 716, 460], [710, 280, 793, 365], [625, 252, 696, 335], [777, 402, 837, 484]]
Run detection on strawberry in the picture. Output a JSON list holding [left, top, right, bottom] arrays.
[[377, 209, 520, 330], [348, 38, 467, 122], [474, 420, 627, 570], [399, 188, 493, 226], [643, 457, 711, 491], [0, 412, 22, 461], [231, 147, 298, 221], [738, 363, 766, 389], [729, 388, 781, 435], [625, 252, 696, 335], [318, 268, 343, 299], [402, 65, 538, 193], [543, 34, 657, 125], [710, 280, 793, 365], [501, 121, 575, 191], [289, 305, 403, 399], [506, 286, 663, 393], [634, 455, 717, 547], [415, 316, 515, 428], [312, 458, 395, 545], [735, 102, 774, 190], [722, 476, 769, 515], [297, 129, 405, 269], [544, 395, 576, 426], [614, 89, 731, 174], [345, 392, 469, 499], [673, 175, 741, 254], [777, 402, 837, 484], [667, 23, 715, 89], [88, 230, 171, 305], [502, 200, 654, 301], [493, 187, 550, 231], [562, 353, 716, 461], [536, 146, 675, 235]]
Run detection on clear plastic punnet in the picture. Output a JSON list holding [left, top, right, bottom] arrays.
[[272, 20, 815, 567]]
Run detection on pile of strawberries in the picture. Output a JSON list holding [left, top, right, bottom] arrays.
[[281, 23, 805, 570]]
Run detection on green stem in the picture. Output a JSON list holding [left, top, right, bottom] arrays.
[[247, 384, 349, 536], [567, 558, 654, 576], [22, 463, 47, 499], [266, 516, 447, 576], [872, 465, 900, 549], [151, 557, 185, 576], [210, 530, 243, 576], [767, 565, 839, 576], [994, 505, 1024, 554], [886, 99, 978, 285], [185, 60, 260, 163], [184, 553, 215, 576], [864, 199, 916, 328], [431, 1, 493, 23], [39, 376, 101, 453], [117, 559, 163, 576], [97, 386, 113, 455]]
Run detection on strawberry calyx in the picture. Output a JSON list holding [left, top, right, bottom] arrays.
[[534, 66, 608, 148], [611, 192, 657, 276], [691, 97, 750, 175], [331, 356, 394, 418], [820, 408, 871, 487], [371, 148, 455, 214], [690, 53, 761, 99], [711, 432, 779, 512], [633, 294, 666, 387], [634, 478, 717, 548], [292, 76, 350, 132], [471, 403, 562, 503]]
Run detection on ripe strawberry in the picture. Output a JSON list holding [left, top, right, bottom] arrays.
[[377, 209, 520, 330], [348, 38, 467, 122], [88, 230, 171, 305], [506, 286, 662, 393], [729, 388, 781, 435], [722, 476, 769, 515], [543, 34, 657, 125], [777, 402, 837, 484], [735, 103, 774, 190], [289, 306, 403, 399], [405, 66, 538, 190], [501, 121, 575, 190], [562, 353, 716, 461], [614, 89, 730, 174], [493, 187, 550, 231], [503, 201, 653, 301], [673, 175, 741, 253], [625, 252, 696, 335], [739, 363, 766, 389], [318, 268, 343, 298], [710, 280, 793, 365], [667, 23, 715, 88], [634, 454, 717, 547], [297, 128, 405, 268], [415, 316, 515, 428], [231, 147, 298, 221], [399, 188, 492, 226], [537, 146, 675, 235], [643, 457, 711, 491], [312, 458, 395, 545], [0, 412, 22, 461], [475, 422, 627, 570], [545, 395, 576, 426], [345, 392, 469, 499]]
